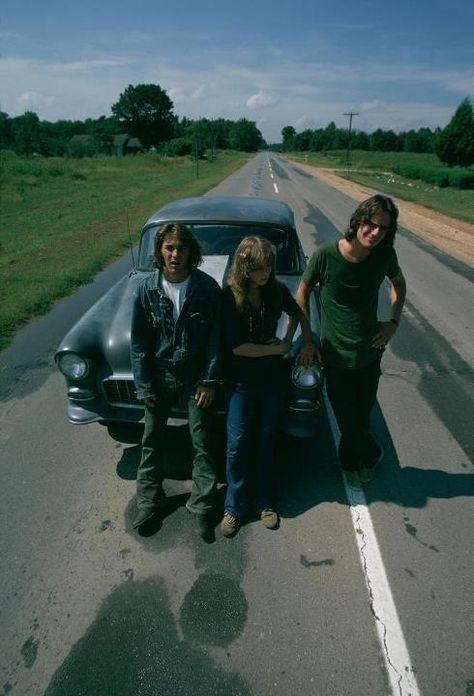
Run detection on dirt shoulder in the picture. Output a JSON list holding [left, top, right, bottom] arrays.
[[291, 162, 474, 268]]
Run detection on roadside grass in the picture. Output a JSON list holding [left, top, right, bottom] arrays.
[[287, 150, 474, 224], [0, 150, 249, 350]]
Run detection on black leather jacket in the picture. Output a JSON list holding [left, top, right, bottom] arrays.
[[130, 268, 222, 399]]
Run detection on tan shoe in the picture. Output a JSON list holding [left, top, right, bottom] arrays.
[[220, 512, 240, 537], [260, 508, 279, 529]]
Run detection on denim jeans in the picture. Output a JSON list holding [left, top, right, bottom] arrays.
[[224, 384, 282, 520], [324, 358, 382, 472], [136, 367, 217, 514]]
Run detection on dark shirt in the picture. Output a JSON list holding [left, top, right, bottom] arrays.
[[302, 242, 400, 368], [222, 281, 298, 388], [130, 268, 221, 399]]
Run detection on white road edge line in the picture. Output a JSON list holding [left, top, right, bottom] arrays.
[[324, 390, 421, 696]]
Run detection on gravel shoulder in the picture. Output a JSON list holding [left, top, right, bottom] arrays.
[[291, 162, 474, 268]]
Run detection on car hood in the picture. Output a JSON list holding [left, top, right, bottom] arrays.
[[56, 256, 233, 376]]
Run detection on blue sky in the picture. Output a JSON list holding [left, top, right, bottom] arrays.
[[1, 0, 473, 142]]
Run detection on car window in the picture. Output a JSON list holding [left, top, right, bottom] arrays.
[[139, 224, 301, 274]]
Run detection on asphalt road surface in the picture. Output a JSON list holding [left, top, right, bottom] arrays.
[[1, 153, 472, 696]]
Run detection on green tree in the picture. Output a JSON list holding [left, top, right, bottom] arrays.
[[111, 84, 176, 149], [369, 128, 400, 152], [352, 130, 370, 150], [11, 111, 43, 155], [293, 129, 313, 151], [228, 119, 264, 151], [281, 125, 296, 150], [436, 98, 474, 166], [0, 112, 14, 149]]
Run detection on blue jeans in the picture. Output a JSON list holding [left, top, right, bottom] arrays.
[[224, 384, 282, 520]]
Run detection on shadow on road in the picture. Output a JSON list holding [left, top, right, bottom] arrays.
[[45, 575, 252, 696]]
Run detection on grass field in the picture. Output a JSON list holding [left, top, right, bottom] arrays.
[[2, 148, 473, 351], [0, 150, 249, 351], [288, 150, 474, 224]]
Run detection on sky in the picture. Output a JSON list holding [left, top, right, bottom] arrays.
[[1, 0, 473, 143]]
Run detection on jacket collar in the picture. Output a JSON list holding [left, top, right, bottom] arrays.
[[150, 268, 199, 299]]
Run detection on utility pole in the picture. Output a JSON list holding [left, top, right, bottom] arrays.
[[343, 111, 359, 168]]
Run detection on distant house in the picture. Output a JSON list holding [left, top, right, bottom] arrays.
[[66, 133, 145, 157], [113, 134, 145, 156], [67, 134, 96, 157]]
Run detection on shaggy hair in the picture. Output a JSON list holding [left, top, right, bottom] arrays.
[[152, 222, 202, 269], [345, 194, 399, 249], [227, 236, 280, 310]]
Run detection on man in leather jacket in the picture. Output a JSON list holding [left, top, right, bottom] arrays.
[[131, 222, 222, 540]]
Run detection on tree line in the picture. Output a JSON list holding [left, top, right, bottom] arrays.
[[1, 82, 472, 167], [280, 99, 474, 167], [0, 83, 264, 158]]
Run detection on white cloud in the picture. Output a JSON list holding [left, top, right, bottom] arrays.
[[50, 59, 132, 73], [191, 84, 206, 101], [168, 87, 185, 104], [0, 36, 470, 142], [361, 100, 382, 112], [18, 91, 55, 112], [294, 114, 317, 130], [246, 91, 280, 109], [0, 29, 23, 40]]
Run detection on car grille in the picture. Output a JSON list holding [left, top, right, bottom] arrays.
[[101, 378, 187, 411], [102, 377, 226, 414], [102, 378, 138, 405]]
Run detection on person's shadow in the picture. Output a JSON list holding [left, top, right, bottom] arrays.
[[45, 573, 252, 696], [116, 402, 474, 533]]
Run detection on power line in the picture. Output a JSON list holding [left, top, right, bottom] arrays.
[[343, 111, 359, 167]]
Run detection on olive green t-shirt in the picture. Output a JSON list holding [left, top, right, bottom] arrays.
[[302, 242, 400, 368]]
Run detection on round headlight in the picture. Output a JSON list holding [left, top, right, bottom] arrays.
[[292, 364, 323, 389], [58, 353, 90, 380]]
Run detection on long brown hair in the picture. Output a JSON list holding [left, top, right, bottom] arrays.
[[227, 236, 280, 310], [345, 194, 398, 250], [152, 222, 202, 269]]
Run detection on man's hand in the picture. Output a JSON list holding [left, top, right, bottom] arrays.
[[195, 385, 215, 408], [144, 396, 157, 408], [372, 321, 397, 350], [296, 342, 321, 366]]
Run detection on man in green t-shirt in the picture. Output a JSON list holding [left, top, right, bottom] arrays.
[[296, 194, 407, 490]]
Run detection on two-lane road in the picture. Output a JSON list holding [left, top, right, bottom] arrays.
[[1, 153, 472, 696]]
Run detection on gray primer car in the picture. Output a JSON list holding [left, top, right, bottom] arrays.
[[55, 196, 322, 439]]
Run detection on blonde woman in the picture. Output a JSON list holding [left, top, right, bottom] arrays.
[[220, 236, 311, 537]]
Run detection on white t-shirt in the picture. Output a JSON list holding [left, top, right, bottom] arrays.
[[160, 275, 190, 321]]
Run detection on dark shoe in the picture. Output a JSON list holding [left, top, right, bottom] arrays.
[[133, 507, 158, 529], [133, 500, 166, 530], [260, 508, 279, 529], [220, 512, 240, 538], [360, 446, 385, 483], [194, 512, 215, 543], [344, 470, 362, 491]]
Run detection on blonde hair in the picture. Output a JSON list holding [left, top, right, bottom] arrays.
[[227, 236, 277, 309]]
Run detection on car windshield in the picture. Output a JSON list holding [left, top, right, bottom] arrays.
[[138, 224, 301, 274]]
